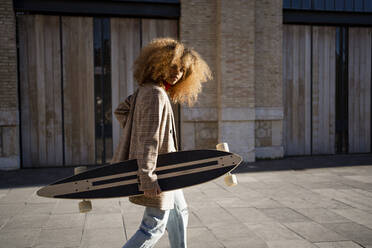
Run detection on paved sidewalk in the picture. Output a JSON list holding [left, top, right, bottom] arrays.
[[0, 154, 372, 248]]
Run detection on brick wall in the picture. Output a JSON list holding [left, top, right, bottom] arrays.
[[0, 0, 17, 111], [0, 0, 20, 170], [254, 0, 284, 158], [180, 0, 219, 150], [180, 0, 284, 161]]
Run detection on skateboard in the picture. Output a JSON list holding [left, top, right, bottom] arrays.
[[37, 144, 242, 212]]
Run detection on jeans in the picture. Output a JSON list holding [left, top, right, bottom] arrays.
[[122, 189, 188, 248]]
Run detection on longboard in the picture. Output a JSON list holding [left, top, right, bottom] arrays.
[[37, 149, 242, 199]]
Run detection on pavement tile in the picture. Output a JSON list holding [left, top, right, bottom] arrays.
[[0, 216, 10, 230], [45, 213, 85, 229], [231, 174, 260, 183], [0, 187, 37, 203], [276, 196, 349, 210], [2, 214, 50, 230], [274, 197, 317, 209], [20, 202, 57, 215], [187, 227, 223, 248], [351, 188, 372, 198], [122, 210, 143, 228], [324, 222, 372, 246], [228, 188, 263, 199], [0, 189, 10, 200], [81, 227, 125, 248], [188, 210, 204, 228], [187, 195, 219, 210], [201, 188, 235, 199], [313, 189, 372, 211], [266, 239, 318, 248], [331, 208, 372, 229], [233, 181, 282, 190], [245, 222, 302, 241], [260, 208, 310, 223], [0, 227, 40, 248], [294, 208, 351, 224], [247, 198, 285, 209], [85, 213, 123, 230], [193, 206, 239, 226], [208, 222, 261, 241], [226, 207, 274, 224], [196, 181, 221, 190], [340, 179, 372, 190], [33, 245, 79, 248], [0, 203, 26, 217], [343, 175, 372, 184], [52, 200, 81, 214], [35, 227, 83, 247], [119, 199, 145, 213], [220, 237, 268, 248], [284, 222, 346, 242], [87, 199, 122, 214], [297, 181, 351, 190], [314, 241, 364, 248], [337, 189, 372, 208], [215, 197, 254, 208]]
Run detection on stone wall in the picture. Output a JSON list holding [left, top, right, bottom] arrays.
[[180, 0, 219, 150], [254, 0, 284, 159], [180, 0, 284, 161], [0, 0, 20, 170]]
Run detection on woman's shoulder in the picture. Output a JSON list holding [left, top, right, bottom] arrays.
[[138, 84, 167, 100]]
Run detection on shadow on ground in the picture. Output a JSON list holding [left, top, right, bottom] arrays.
[[234, 153, 372, 173], [0, 153, 371, 189]]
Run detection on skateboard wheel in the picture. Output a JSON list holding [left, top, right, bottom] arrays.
[[74, 166, 88, 175], [79, 200, 92, 213], [224, 172, 238, 187], [216, 143, 229, 152]]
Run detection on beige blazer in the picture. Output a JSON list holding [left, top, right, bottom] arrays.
[[111, 84, 178, 210]]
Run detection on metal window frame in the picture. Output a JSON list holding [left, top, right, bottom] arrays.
[[284, 9, 372, 26], [13, 0, 180, 19]]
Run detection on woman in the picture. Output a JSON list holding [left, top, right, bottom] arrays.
[[111, 38, 212, 248]]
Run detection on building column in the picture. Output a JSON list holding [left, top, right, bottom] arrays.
[[217, 0, 256, 161], [180, 0, 284, 161], [0, 0, 20, 170], [253, 0, 284, 159]]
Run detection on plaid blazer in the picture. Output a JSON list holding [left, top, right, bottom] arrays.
[[111, 84, 178, 210]]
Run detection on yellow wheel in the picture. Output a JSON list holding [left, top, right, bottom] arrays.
[[74, 166, 88, 175], [224, 172, 238, 187], [79, 200, 92, 213], [216, 143, 229, 152]]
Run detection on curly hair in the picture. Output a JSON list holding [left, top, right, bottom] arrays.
[[133, 38, 212, 106]]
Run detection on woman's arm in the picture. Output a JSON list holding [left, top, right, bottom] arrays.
[[135, 87, 166, 195], [114, 94, 133, 129]]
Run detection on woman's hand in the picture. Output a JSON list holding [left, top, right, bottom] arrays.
[[143, 182, 162, 197]]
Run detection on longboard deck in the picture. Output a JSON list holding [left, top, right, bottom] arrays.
[[37, 150, 242, 199]]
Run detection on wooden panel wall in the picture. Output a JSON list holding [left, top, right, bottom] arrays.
[[111, 18, 141, 151], [348, 28, 371, 153], [142, 19, 180, 140], [283, 25, 312, 155], [111, 18, 179, 155], [62, 17, 95, 165], [312, 26, 336, 154], [18, 15, 63, 167], [141, 19, 178, 46]]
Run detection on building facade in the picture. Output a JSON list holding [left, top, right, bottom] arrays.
[[0, 0, 371, 169]]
